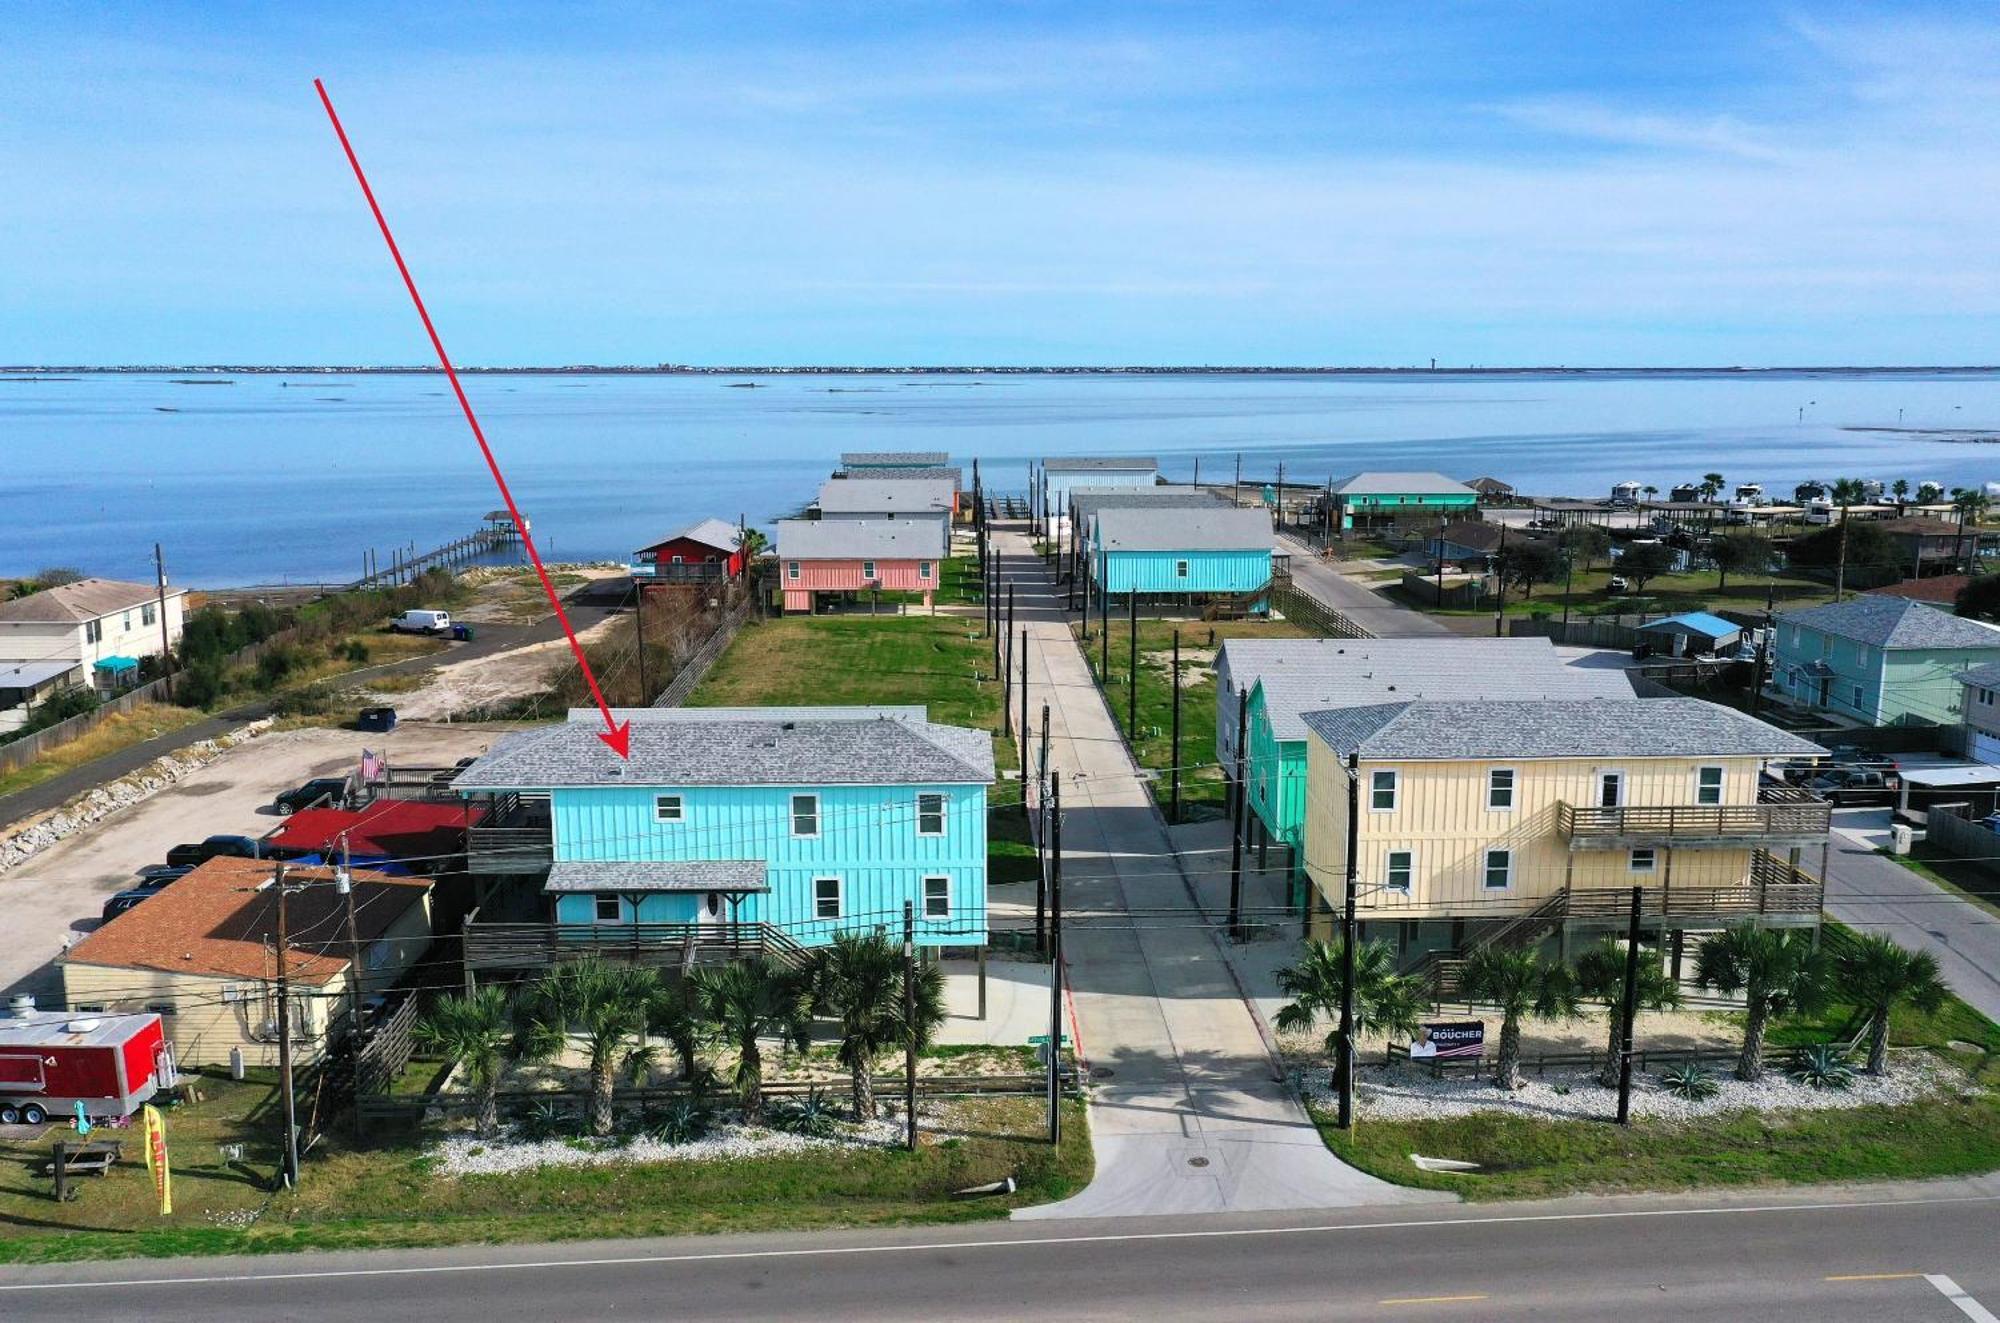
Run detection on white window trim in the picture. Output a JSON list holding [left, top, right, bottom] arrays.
[[1369, 769, 1399, 812], [1482, 847, 1514, 891], [1596, 770, 1626, 809], [653, 793, 684, 823], [791, 793, 820, 838], [862, 561, 877, 580], [917, 792, 947, 837], [1384, 849, 1414, 893], [919, 560, 933, 580], [923, 874, 951, 918], [1694, 765, 1725, 807], [787, 561, 801, 580], [1487, 767, 1516, 811], [1629, 848, 1658, 874], [1175, 559, 1190, 578], [593, 893, 623, 923], [813, 875, 843, 920]]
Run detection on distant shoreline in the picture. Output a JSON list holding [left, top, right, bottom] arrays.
[[4, 364, 2000, 377]]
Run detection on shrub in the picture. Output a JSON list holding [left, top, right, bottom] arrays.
[[1789, 1045, 1855, 1091], [175, 659, 228, 709], [271, 683, 339, 718], [19, 685, 100, 736], [766, 1088, 839, 1137], [516, 1099, 580, 1141], [1656, 1063, 1719, 1101], [644, 1099, 712, 1145], [254, 644, 308, 688], [341, 638, 371, 663]]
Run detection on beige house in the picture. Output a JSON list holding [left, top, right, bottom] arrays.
[[1299, 698, 1829, 973], [0, 577, 187, 702], [60, 857, 433, 1067]]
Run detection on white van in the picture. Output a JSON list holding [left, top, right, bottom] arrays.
[[392, 609, 452, 635]]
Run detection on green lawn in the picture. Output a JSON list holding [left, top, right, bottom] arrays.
[[1387, 564, 1837, 621], [0, 1072, 1090, 1264], [1883, 844, 2000, 918], [1316, 981, 2000, 1201], [1075, 618, 1312, 818]]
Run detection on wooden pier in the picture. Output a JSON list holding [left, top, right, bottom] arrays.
[[347, 514, 521, 591]]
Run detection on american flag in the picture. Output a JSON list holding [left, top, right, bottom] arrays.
[[360, 749, 384, 782]]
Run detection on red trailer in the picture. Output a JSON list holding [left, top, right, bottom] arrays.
[[0, 1011, 171, 1124]]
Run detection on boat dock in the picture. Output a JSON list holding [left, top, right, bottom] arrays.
[[347, 512, 523, 590]]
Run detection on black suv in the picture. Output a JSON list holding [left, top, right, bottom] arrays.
[[274, 777, 349, 815]]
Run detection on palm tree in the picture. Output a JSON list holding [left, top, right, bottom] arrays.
[[513, 957, 660, 1136], [1951, 488, 1992, 573], [414, 987, 513, 1139], [1830, 476, 1866, 509], [1275, 939, 1429, 1089], [648, 978, 712, 1083], [1574, 942, 1683, 1088], [1700, 472, 1725, 502], [735, 525, 769, 560], [1692, 927, 1833, 1082], [1459, 948, 1581, 1090], [810, 933, 948, 1118], [691, 958, 809, 1119], [1836, 933, 1947, 1076], [1641, 484, 1659, 503], [1891, 478, 1910, 510]]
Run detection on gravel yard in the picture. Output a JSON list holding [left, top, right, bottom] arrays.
[[430, 1117, 907, 1177]]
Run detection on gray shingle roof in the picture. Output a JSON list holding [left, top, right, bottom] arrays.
[[1777, 596, 2000, 650], [593, 705, 929, 724], [456, 711, 994, 789], [1228, 638, 1634, 741], [1044, 456, 1158, 473], [1069, 487, 1228, 519], [1333, 472, 1477, 497], [841, 451, 948, 467], [1955, 662, 2000, 689], [1095, 506, 1274, 552], [775, 519, 947, 561], [847, 466, 961, 487], [0, 578, 175, 623], [640, 517, 740, 555], [544, 860, 769, 894], [1299, 698, 1825, 761], [816, 478, 955, 515]]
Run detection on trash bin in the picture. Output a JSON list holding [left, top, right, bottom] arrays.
[[452, 623, 474, 641], [356, 706, 398, 734], [1890, 823, 1913, 856]]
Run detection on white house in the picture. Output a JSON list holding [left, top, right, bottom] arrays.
[[0, 577, 187, 702]]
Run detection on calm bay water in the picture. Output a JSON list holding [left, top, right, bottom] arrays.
[[5, 369, 2000, 587]]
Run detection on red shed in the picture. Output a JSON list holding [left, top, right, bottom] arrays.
[[0, 1009, 170, 1123], [632, 517, 746, 584]]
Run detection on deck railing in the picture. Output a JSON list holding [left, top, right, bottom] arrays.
[[1558, 785, 1830, 845], [461, 919, 811, 973]]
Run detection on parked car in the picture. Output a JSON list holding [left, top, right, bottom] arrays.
[[163, 835, 266, 869], [100, 890, 155, 922], [391, 609, 452, 635], [356, 705, 398, 734], [1607, 575, 1631, 592], [131, 867, 191, 890], [1824, 744, 1895, 770], [274, 776, 350, 815]]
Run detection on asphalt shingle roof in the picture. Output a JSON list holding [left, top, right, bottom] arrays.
[[1333, 472, 1477, 497], [1298, 698, 1825, 761], [1095, 506, 1274, 552], [1044, 456, 1158, 473], [0, 578, 175, 624], [640, 518, 740, 555], [1226, 638, 1634, 741], [775, 519, 947, 561], [455, 710, 995, 789], [1069, 487, 1228, 520], [815, 478, 955, 515], [1954, 662, 2000, 689], [544, 860, 770, 894], [1777, 596, 2000, 650], [841, 451, 948, 467]]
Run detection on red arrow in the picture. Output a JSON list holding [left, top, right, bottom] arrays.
[[314, 78, 630, 758]]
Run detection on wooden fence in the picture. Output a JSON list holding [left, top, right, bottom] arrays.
[[653, 596, 754, 707], [357, 1071, 1074, 1121], [1924, 803, 2000, 884], [0, 676, 172, 775], [1381, 1041, 1817, 1082], [1508, 616, 1643, 649], [1269, 585, 1370, 639]]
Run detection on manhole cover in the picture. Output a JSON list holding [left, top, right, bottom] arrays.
[[1187, 1156, 1210, 1168], [1091, 1067, 1115, 1080]]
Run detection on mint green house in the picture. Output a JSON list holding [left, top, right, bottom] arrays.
[[1220, 638, 1636, 873], [1773, 596, 2000, 726], [1331, 471, 1478, 530]]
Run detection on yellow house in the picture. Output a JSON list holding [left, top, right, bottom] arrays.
[[1299, 698, 1829, 971], [60, 857, 434, 1067]]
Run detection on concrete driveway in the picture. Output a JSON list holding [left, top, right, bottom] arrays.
[[1275, 533, 1452, 638], [0, 722, 514, 1006]]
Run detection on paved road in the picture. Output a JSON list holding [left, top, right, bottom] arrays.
[[0, 606, 611, 834], [3, 1182, 1995, 1320], [990, 528, 1432, 1218], [1823, 808, 2000, 1024], [1274, 533, 1453, 637]]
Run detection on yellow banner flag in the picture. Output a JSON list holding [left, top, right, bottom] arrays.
[[141, 1104, 171, 1216]]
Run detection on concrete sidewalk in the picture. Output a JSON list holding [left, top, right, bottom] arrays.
[[989, 526, 1443, 1218]]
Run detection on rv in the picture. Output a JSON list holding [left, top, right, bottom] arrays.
[[1733, 484, 1764, 505], [1610, 481, 1643, 509]]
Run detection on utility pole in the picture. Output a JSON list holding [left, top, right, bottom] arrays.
[[1435, 516, 1446, 607], [1019, 630, 1029, 784], [1233, 453, 1242, 507], [1493, 520, 1508, 637], [1169, 630, 1182, 825], [1561, 549, 1575, 629], [1275, 461, 1286, 530], [152, 543, 175, 701], [1099, 585, 1109, 682], [1834, 513, 1851, 601], [1035, 707, 1050, 960], [632, 586, 650, 702], [1126, 591, 1138, 738], [1046, 778, 1064, 1146], [336, 836, 362, 1037], [903, 900, 918, 1152], [1750, 607, 1773, 716], [1338, 753, 1359, 1130], [1229, 688, 1248, 941], [272, 863, 301, 1187], [1616, 884, 1643, 1126]]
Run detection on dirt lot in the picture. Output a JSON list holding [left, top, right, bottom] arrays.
[[367, 612, 619, 720], [0, 721, 521, 1005]]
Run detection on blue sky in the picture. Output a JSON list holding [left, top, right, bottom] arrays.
[[3, 2, 1997, 365]]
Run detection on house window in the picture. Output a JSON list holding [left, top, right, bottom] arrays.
[[85, 619, 102, 644], [1175, 559, 1190, 579], [1852, 684, 1865, 711], [1630, 848, 1657, 873], [122, 613, 132, 631], [1483, 848, 1513, 890], [1385, 850, 1413, 892], [917, 793, 946, 836], [593, 894, 622, 923], [792, 794, 820, 837], [143, 1002, 176, 1017], [863, 561, 877, 580], [1596, 771, 1625, 808], [142, 603, 156, 626], [1695, 766, 1724, 806], [654, 794, 684, 822], [1487, 768, 1516, 810], [919, 561, 933, 580], [924, 875, 950, 917], [787, 561, 801, 580], [366, 939, 393, 971], [670, 554, 684, 565], [1370, 770, 1398, 811], [814, 877, 842, 919]]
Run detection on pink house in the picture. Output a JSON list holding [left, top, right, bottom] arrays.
[[774, 519, 948, 613]]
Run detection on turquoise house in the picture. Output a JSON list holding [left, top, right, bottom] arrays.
[[1219, 638, 1636, 872], [1331, 471, 1478, 530], [455, 706, 994, 948], [1090, 506, 1275, 607], [1773, 596, 2000, 726]]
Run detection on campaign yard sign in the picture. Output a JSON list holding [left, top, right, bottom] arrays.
[[1408, 1022, 1485, 1060]]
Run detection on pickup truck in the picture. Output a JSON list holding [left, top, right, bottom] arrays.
[[1808, 766, 1896, 803], [164, 835, 267, 869]]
